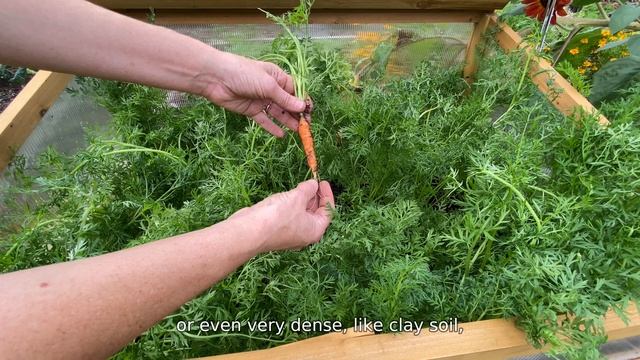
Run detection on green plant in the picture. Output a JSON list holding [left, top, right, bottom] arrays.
[[502, 1, 640, 106], [2, 15, 640, 360], [0, 65, 29, 84]]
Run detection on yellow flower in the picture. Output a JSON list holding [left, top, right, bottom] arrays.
[[582, 60, 593, 67], [580, 38, 589, 44], [599, 38, 608, 48], [601, 28, 611, 37], [622, 51, 630, 57], [578, 67, 586, 75], [618, 33, 628, 40], [569, 48, 580, 55]]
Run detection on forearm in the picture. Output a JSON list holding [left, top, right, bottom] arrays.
[[0, 0, 219, 95], [0, 217, 262, 359]]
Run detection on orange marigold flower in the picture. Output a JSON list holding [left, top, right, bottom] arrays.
[[522, 0, 570, 24], [578, 68, 586, 75], [569, 48, 580, 55], [599, 38, 608, 48], [583, 60, 593, 67], [601, 28, 611, 37]]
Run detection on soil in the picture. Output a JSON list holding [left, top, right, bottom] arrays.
[[0, 78, 28, 113]]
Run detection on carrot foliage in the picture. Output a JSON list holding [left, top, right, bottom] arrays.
[[1, 14, 640, 360]]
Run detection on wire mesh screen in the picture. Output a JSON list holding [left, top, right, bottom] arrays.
[[169, 23, 473, 74], [1, 21, 472, 190], [164, 23, 473, 107], [2, 21, 474, 173]]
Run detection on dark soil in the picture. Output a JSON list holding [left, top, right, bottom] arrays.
[[0, 78, 28, 113]]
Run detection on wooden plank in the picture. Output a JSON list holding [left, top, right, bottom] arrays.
[[0, 71, 73, 170], [199, 305, 640, 359], [120, 9, 483, 24], [463, 14, 491, 85], [92, 0, 509, 12], [492, 18, 610, 126]]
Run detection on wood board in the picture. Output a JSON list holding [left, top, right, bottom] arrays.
[[492, 18, 610, 126], [92, 0, 510, 12], [200, 305, 640, 359], [119, 9, 483, 24], [0, 71, 73, 170]]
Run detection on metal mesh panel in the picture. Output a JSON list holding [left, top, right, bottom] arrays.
[[13, 83, 111, 167], [169, 23, 473, 72], [3, 22, 474, 173]]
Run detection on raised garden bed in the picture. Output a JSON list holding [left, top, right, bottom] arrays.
[[1, 2, 639, 360]]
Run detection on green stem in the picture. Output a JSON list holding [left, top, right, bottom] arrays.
[[480, 169, 543, 232]]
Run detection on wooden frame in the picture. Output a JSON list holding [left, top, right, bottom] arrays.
[[202, 305, 640, 360], [491, 17, 609, 126], [0, 71, 73, 170], [119, 10, 484, 25], [0, 3, 633, 359], [91, 0, 510, 12]]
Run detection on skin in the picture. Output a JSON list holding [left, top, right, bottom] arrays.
[[0, 0, 304, 137], [0, 0, 335, 358]]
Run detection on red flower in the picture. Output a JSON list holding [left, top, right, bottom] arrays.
[[522, 0, 571, 24]]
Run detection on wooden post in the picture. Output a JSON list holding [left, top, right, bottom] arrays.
[[0, 71, 73, 171], [463, 14, 491, 85]]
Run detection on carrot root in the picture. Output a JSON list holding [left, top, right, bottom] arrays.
[[298, 116, 318, 180]]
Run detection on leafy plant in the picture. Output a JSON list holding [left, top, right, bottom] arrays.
[[2, 13, 640, 360]]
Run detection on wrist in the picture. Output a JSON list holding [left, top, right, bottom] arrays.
[[210, 210, 272, 258], [189, 47, 233, 98]]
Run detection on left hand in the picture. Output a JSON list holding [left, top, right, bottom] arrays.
[[199, 51, 306, 137], [228, 180, 335, 253]]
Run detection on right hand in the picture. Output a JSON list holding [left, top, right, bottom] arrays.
[[229, 180, 335, 253], [198, 51, 306, 137]]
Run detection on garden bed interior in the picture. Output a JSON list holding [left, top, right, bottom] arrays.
[[1, 1, 639, 359]]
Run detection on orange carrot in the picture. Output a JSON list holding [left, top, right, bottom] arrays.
[[298, 116, 318, 180]]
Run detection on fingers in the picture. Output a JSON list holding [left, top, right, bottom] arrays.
[[267, 103, 299, 131], [305, 182, 335, 245], [261, 63, 305, 114], [252, 111, 285, 138], [318, 181, 335, 208], [270, 84, 306, 114], [293, 180, 319, 204], [262, 62, 296, 95], [297, 180, 334, 246]]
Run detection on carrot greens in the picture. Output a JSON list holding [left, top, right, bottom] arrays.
[[1, 11, 640, 360]]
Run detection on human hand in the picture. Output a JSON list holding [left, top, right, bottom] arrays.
[[199, 50, 305, 137], [229, 180, 335, 253]]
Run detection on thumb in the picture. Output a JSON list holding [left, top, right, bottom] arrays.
[[293, 180, 319, 205], [270, 85, 306, 114], [304, 202, 333, 245]]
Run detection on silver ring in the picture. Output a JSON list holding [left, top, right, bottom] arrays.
[[263, 102, 273, 114]]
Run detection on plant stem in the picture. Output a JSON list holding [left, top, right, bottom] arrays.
[[480, 169, 543, 232]]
